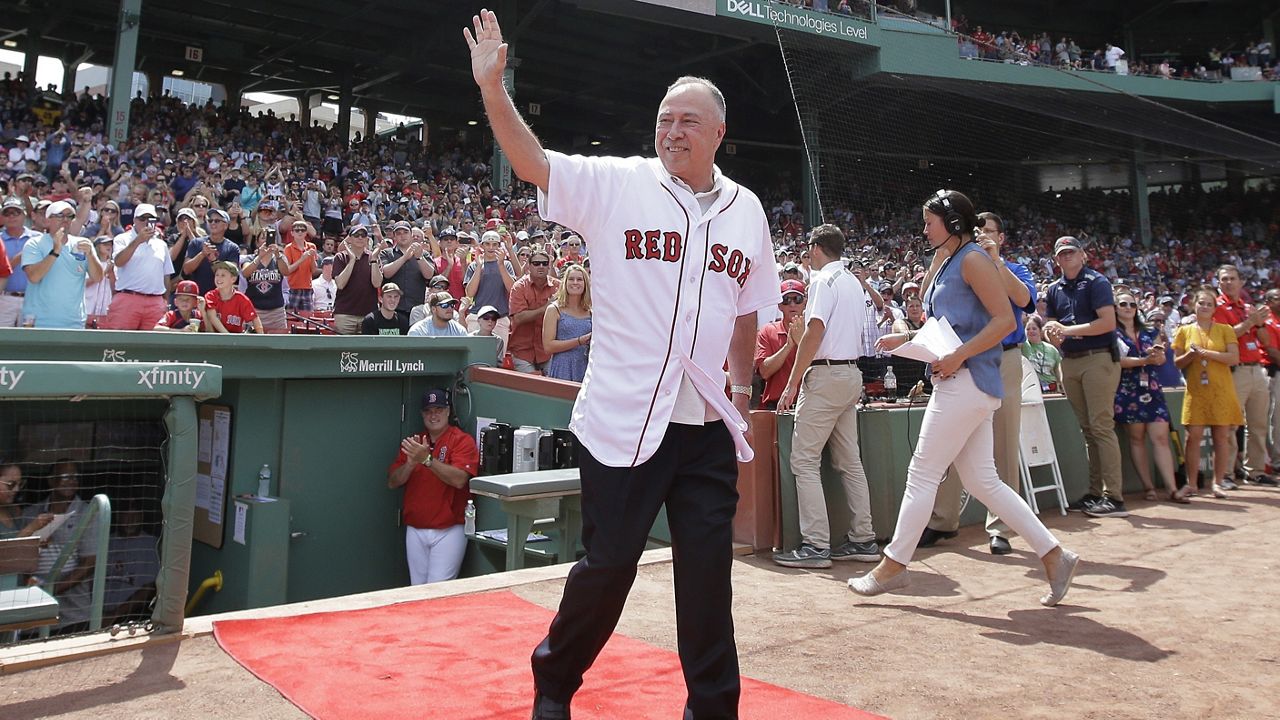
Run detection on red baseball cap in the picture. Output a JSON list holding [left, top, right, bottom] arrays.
[[484, 218, 503, 230], [780, 280, 806, 297], [174, 280, 200, 297]]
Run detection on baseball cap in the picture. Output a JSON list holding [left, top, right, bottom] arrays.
[[134, 203, 158, 220], [485, 218, 503, 230], [15, 135, 28, 143], [902, 282, 921, 294], [476, 305, 500, 320], [348, 223, 369, 236], [291, 219, 308, 229], [782, 262, 801, 273], [1159, 295, 1174, 305], [45, 200, 74, 219], [439, 226, 457, 238], [93, 236, 114, 245], [174, 280, 200, 297], [212, 260, 239, 276], [480, 230, 502, 245], [529, 228, 546, 239], [321, 256, 334, 267], [207, 208, 230, 223], [780, 280, 806, 297], [391, 220, 412, 232], [1, 198, 25, 213], [1053, 236, 1083, 255], [516, 230, 529, 241], [428, 291, 455, 307], [429, 274, 450, 289], [379, 282, 403, 297], [422, 388, 451, 409], [176, 207, 198, 222]]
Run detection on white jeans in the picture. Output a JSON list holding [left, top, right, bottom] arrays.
[[405, 525, 467, 584], [0, 294, 22, 327], [885, 370, 1059, 565]]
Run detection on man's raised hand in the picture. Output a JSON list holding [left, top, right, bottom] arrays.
[[465, 9, 508, 90]]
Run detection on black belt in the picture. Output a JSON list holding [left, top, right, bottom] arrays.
[[118, 289, 164, 297], [1, 291, 24, 297], [1002, 342, 1021, 352], [810, 358, 859, 367], [1062, 347, 1110, 359]]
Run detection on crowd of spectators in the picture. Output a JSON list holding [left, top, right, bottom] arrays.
[[948, 17, 1278, 82]]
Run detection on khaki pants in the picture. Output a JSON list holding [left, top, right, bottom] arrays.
[[791, 363, 874, 548], [1230, 364, 1270, 477], [334, 313, 363, 335], [929, 347, 1023, 537], [1061, 350, 1123, 500]]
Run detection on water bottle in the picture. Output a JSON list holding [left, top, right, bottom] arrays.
[[883, 365, 897, 397], [464, 500, 476, 536], [257, 464, 272, 498]]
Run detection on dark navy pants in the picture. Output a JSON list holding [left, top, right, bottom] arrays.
[[532, 422, 741, 720]]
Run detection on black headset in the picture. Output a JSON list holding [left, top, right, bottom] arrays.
[[931, 189, 966, 237]]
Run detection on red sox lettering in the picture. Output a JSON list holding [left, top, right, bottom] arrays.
[[623, 228, 753, 287]]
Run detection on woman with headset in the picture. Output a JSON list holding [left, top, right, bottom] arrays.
[[850, 190, 1080, 607]]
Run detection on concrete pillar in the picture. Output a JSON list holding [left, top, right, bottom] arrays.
[[337, 69, 353, 146], [106, 0, 142, 148], [1130, 152, 1151, 247], [21, 32, 40, 93], [296, 93, 312, 127], [1225, 159, 1246, 198], [223, 78, 243, 111], [61, 56, 78, 99], [363, 102, 378, 139]]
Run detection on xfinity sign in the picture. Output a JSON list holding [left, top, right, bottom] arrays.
[[718, 0, 875, 44]]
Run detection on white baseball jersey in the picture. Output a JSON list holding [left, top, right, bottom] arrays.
[[538, 150, 780, 467]]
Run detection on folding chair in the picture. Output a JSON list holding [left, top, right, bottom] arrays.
[[1018, 358, 1069, 515]]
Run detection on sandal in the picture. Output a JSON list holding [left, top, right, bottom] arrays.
[[1144, 489, 1158, 501], [1169, 487, 1192, 504], [1210, 485, 1228, 499]]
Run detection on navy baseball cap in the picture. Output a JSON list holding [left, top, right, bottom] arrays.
[[422, 388, 451, 409]]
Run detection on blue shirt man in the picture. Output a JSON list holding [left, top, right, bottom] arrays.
[[21, 201, 103, 329], [183, 209, 241, 295]]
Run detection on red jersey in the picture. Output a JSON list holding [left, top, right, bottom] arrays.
[[754, 320, 796, 406], [0, 240, 11, 278], [1263, 316, 1280, 369], [1214, 293, 1264, 364], [158, 308, 203, 330], [204, 289, 258, 333], [389, 425, 480, 530]]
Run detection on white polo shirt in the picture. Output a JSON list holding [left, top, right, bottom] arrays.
[[112, 229, 174, 295], [805, 259, 867, 362], [538, 150, 780, 467]]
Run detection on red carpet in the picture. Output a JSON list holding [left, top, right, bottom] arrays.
[[213, 590, 882, 720]]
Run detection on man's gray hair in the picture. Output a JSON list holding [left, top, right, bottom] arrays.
[[666, 76, 726, 119]]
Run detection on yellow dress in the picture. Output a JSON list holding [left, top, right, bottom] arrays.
[[1172, 322, 1243, 426]]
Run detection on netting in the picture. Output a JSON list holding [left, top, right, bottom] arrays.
[[1, 399, 167, 645], [768, 5, 1280, 398]]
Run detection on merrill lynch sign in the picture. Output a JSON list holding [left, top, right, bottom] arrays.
[[717, 0, 873, 43]]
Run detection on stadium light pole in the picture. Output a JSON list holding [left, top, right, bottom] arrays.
[[107, 0, 143, 148]]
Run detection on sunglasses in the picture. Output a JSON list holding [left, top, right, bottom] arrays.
[[529, 260, 549, 267], [1116, 301, 1136, 308], [781, 296, 806, 305], [435, 301, 455, 309], [102, 208, 118, 214], [192, 203, 209, 208], [292, 227, 307, 232], [208, 217, 227, 224], [351, 231, 369, 238]]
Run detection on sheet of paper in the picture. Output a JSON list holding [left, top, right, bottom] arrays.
[[210, 409, 231, 481], [198, 419, 213, 464], [209, 476, 226, 525], [233, 501, 248, 545], [35, 511, 74, 541], [476, 416, 496, 446], [195, 472, 211, 510], [890, 316, 963, 364]]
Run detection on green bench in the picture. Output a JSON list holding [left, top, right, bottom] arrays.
[[469, 469, 582, 572]]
